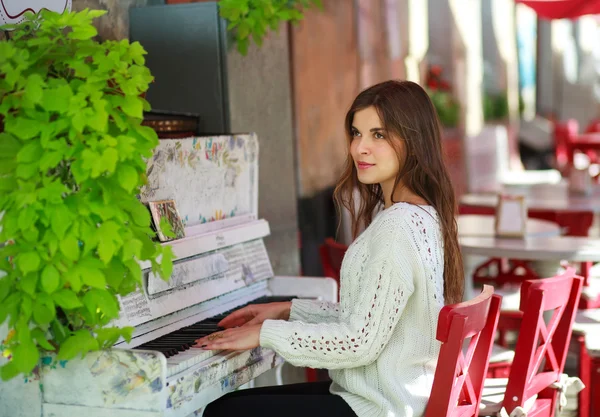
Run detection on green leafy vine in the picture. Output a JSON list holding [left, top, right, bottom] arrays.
[[219, 0, 323, 55], [0, 9, 173, 380]]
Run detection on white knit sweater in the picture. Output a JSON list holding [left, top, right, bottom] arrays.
[[260, 202, 445, 417]]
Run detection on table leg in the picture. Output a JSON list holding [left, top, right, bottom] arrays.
[[463, 255, 487, 301], [579, 335, 591, 417], [591, 356, 600, 417]]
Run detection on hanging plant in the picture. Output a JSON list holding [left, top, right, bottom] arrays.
[[219, 0, 323, 55], [425, 65, 461, 128], [0, 9, 173, 381], [483, 91, 509, 122]]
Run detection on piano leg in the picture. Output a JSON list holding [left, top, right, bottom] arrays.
[[275, 363, 284, 385]]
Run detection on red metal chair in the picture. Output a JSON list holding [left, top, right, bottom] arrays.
[[425, 285, 502, 417], [480, 268, 584, 417], [554, 119, 580, 173], [318, 237, 347, 299]]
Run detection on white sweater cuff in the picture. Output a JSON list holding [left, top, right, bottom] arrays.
[[259, 319, 289, 350], [288, 299, 316, 322]]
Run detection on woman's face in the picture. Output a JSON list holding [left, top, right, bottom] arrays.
[[350, 106, 405, 192]]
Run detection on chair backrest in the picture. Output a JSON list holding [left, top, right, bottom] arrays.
[[584, 119, 600, 133], [553, 119, 579, 169], [425, 285, 502, 417], [318, 238, 348, 282], [502, 268, 583, 415]]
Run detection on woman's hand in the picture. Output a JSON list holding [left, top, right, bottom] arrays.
[[217, 301, 292, 328], [194, 324, 262, 350]]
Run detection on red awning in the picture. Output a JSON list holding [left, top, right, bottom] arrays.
[[516, 0, 600, 19]]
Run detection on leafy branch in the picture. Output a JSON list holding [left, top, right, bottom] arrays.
[[0, 9, 173, 380], [219, 0, 323, 55]]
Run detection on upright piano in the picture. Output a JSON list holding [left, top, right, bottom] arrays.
[[0, 134, 337, 417]]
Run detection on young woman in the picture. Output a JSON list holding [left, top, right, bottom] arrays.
[[196, 80, 464, 417]]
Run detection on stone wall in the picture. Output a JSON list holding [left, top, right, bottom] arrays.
[[72, 0, 149, 40]]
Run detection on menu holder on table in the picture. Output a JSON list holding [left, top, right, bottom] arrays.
[[568, 167, 592, 196], [494, 194, 527, 238]]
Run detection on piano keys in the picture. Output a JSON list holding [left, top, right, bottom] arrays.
[[0, 134, 337, 417]]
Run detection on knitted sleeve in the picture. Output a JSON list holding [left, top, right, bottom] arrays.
[[288, 299, 340, 324], [259, 216, 416, 369]]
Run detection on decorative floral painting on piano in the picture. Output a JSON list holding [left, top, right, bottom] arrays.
[[140, 134, 259, 233]]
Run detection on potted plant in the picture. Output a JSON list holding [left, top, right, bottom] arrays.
[[425, 65, 461, 129], [483, 91, 509, 122], [0, 9, 173, 381]]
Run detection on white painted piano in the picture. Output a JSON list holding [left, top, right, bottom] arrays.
[[0, 134, 337, 417]]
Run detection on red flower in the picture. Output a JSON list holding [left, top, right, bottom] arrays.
[[430, 65, 443, 76], [427, 80, 439, 90]]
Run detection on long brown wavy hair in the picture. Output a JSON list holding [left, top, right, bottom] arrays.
[[333, 80, 464, 305]]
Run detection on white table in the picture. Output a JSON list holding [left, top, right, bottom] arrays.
[[460, 236, 600, 300], [460, 236, 600, 262], [460, 183, 600, 213], [457, 215, 561, 238]]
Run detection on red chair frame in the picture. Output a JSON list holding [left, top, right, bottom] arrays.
[[501, 269, 583, 416], [425, 286, 502, 417]]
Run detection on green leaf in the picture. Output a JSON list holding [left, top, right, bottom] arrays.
[[0, 276, 11, 303], [41, 265, 60, 293], [97, 239, 116, 264], [0, 361, 20, 381], [52, 289, 83, 310], [160, 246, 174, 280], [16, 162, 38, 179], [50, 319, 68, 344], [59, 235, 80, 261], [18, 206, 38, 230], [5, 117, 41, 140], [12, 341, 39, 374], [39, 151, 64, 171], [237, 37, 250, 55], [87, 101, 108, 132], [0, 176, 17, 191], [31, 328, 55, 350], [238, 21, 251, 39], [32, 303, 54, 326], [24, 74, 45, 106], [20, 296, 33, 321], [83, 289, 118, 317], [57, 330, 99, 360], [116, 165, 138, 192], [120, 96, 143, 118], [96, 327, 126, 347], [69, 24, 98, 40], [0, 133, 21, 158], [0, 158, 16, 175], [122, 238, 142, 261], [18, 252, 41, 274], [80, 267, 106, 289], [19, 273, 38, 297], [42, 85, 73, 113], [63, 268, 82, 293], [102, 148, 119, 174], [50, 205, 73, 239]]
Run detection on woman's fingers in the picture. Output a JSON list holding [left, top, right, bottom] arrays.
[[218, 307, 254, 328]]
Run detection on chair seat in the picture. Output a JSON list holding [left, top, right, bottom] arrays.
[[478, 378, 537, 416], [489, 344, 515, 364]]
